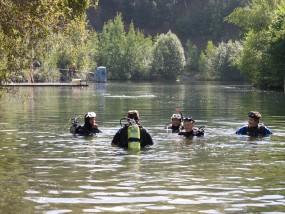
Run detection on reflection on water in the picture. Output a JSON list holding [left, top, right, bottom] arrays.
[[1, 81, 285, 213]]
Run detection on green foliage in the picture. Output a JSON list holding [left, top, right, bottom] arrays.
[[266, 3, 285, 87], [175, 6, 211, 38], [197, 39, 243, 81], [41, 17, 98, 81], [125, 23, 153, 80], [0, 0, 95, 83], [199, 41, 218, 80], [121, 0, 176, 29], [175, 0, 243, 39], [150, 31, 186, 80], [98, 13, 152, 80], [97, 14, 127, 79], [215, 40, 243, 81], [236, 31, 268, 85], [226, 0, 285, 88], [184, 40, 200, 74], [225, 0, 279, 33]]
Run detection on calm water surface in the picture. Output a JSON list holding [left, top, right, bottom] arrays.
[[1, 81, 285, 214]]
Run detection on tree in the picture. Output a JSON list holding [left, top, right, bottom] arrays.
[[184, 40, 200, 75], [125, 23, 153, 80], [225, 0, 284, 88], [199, 41, 218, 80], [98, 13, 153, 80], [150, 31, 186, 80], [266, 3, 285, 87], [215, 40, 243, 81], [0, 0, 96, 83], [97, 13, 127, 79]]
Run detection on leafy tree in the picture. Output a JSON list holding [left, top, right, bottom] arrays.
[[36, 17, 98, 82], [175, 0, 243, 40], [215, 40, 243, 81], [184, 40, 200, 75], [98, 13, 153, 80], [121, 0, 176, 30], [97, 13, 127, 79], [125, 23, 153, 80], [197, 39, 243, 81], [266, 3, 285, 87], [0, 0, 97, 83], [199, 41, 218, 80], [150, 31, 186, 80], [225, 0, 284, 88], [225, 0, 278, 33], [175, 5, 211, 38], [198, 52, 207, 79]]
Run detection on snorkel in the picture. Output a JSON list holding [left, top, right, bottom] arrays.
[[176, 108, 184, 120], [70, 116, 80, 125], [120, 117, 128, 127]]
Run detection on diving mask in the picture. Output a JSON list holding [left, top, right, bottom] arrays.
[[85, 112, 96, 118], [171, 114, 181, 120]]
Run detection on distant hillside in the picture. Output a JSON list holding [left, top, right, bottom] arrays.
[[86, 0, 243, 49]]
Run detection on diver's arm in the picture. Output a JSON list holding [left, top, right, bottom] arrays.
[[236, 126, 246, 135], [111, 131, 120, 146], [264, 126, 273, 135]]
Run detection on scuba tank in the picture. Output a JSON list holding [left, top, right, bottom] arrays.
[[127, 119, 141, 150]]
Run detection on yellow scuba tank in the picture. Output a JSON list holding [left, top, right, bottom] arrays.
[[127, 123, 141, 150]]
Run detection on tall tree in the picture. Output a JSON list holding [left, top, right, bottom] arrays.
[[225, 0, 284, 88], [0, 0, 96, 82], [97, 13, 126, 79], [98, 13, 153, 80], [151, 31, 186, 80]]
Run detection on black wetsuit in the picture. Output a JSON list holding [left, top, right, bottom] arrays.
[[165, 123, 183, 133], [178, 127, 204, 137], [169, 125, 182, 133], [74, 124, 101, 136]]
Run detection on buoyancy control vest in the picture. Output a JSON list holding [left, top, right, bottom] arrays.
[[242, 124, 266, 136]]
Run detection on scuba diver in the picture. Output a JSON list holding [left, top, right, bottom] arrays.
[[165, 113, 183, 133], [236, 111, 272, 136], [178, 116, 204, 137], [111, 110, 153, 149], [70, 112, 101, 136]]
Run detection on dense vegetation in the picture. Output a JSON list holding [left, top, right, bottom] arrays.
[[0, 0, 284, 90], [0, 0, 99, 85], [226, 0, 285, 88]]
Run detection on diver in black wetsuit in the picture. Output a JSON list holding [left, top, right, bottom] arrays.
[[178, 116, 204, 137], [165, 113, 183, 133], [111, 110, 153, 149], [70, 112, 101, 136]]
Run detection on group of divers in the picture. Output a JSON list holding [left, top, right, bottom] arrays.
[[70, 110, 272, 150]]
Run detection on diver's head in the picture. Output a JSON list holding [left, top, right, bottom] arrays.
[[183, 116, 195, 132], [84, 112, 96, 126], [127, 110, 140, 124], [248, 111, 261, 127], [171, 114, 182, 126]]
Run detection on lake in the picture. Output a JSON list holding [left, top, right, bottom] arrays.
[[1, 81, 285, 213]]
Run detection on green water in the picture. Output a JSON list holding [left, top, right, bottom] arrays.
[[0, 81, 285, 213]]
